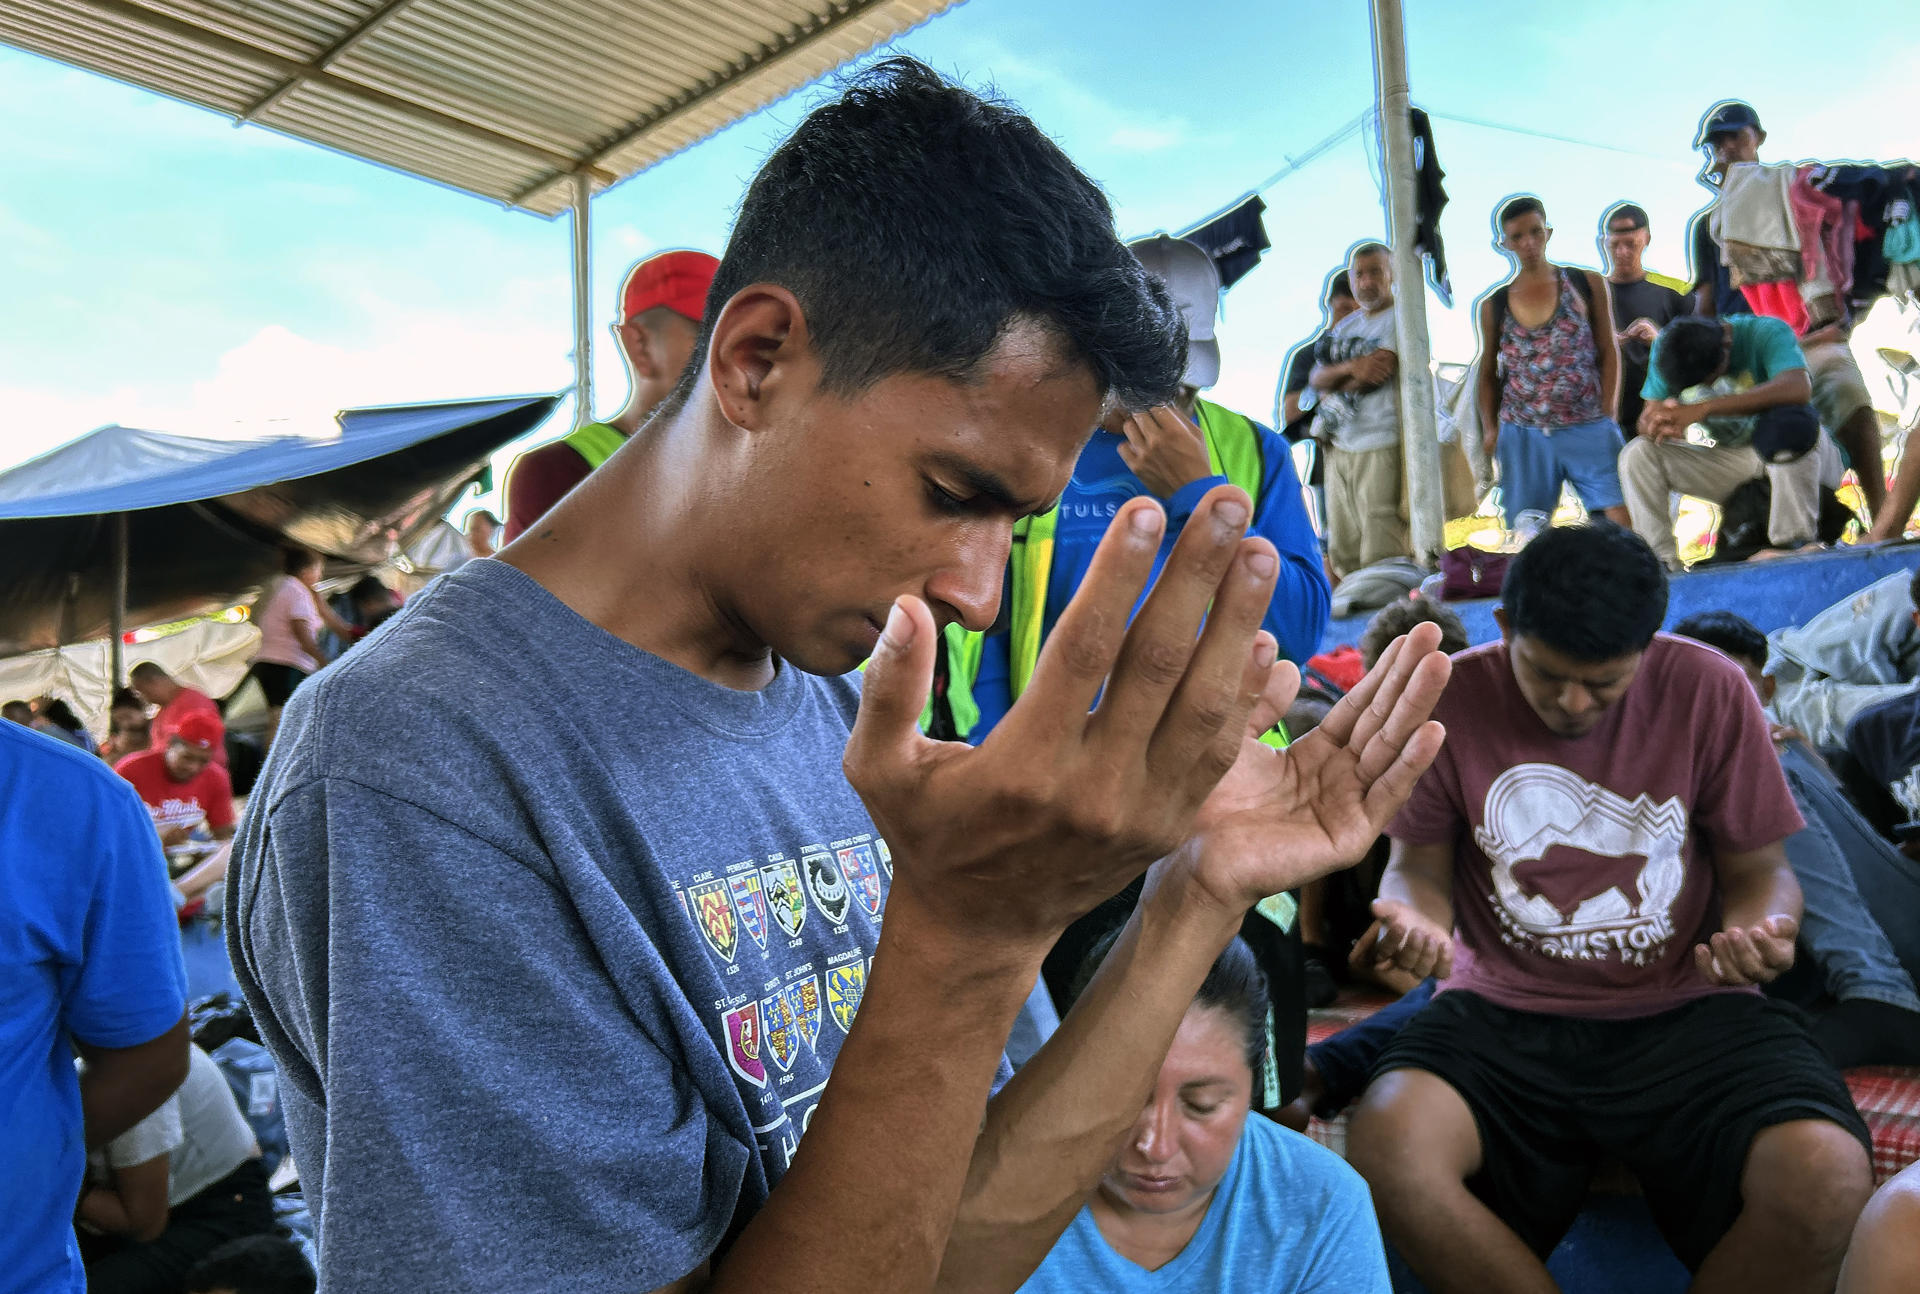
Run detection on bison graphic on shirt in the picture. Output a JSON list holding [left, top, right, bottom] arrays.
[[1473, 763, 1689, 965]]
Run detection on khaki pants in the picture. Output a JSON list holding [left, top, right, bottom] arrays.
[[1325, 443, 1410, 577], [1618, 436, 1822, 569]]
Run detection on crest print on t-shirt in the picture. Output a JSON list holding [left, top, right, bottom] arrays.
[[688, 879, 738, 964], [803, 850, 851, 925], [761, 859, 807, 939]]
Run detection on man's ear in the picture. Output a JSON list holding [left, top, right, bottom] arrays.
[[1761, 673, 1777, 705], [1493, 606, 1511, 642], [613, 319, 655, 377], [705, 285, 812, 432]]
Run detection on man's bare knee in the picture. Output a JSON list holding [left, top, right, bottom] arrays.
[[1741, 1120, 1874, 1260], [1348, 1068, 1482, 1196]]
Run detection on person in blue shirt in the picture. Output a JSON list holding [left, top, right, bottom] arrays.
[[970, 234, 1330, 740], [1019, 931, 1390, 1292], [1, 719, 189, 1293]]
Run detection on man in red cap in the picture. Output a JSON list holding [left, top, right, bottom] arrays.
[[116, 712, 236, 847], [502, 249, 719, 543]]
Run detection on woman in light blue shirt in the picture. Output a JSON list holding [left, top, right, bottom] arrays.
[[1020, 934, 1390, 1292]]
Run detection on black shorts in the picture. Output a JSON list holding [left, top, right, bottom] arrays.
[[249, 661, 309, 708], [1375, 989, 1870, 1269]]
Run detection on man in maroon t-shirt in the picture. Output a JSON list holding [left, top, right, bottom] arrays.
[[128, 661, 227, 769], [1346, 523, 1872, 1294], [501, 249, 720, 544]]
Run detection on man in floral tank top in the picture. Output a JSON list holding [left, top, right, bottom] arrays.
[[1474, 197, 1629, 529]]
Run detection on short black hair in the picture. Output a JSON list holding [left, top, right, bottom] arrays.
[[110, 686, 146, 713], [1672, 610, 1767, 669], [1503, 522, 1668, 661], [280, 546, 320, 577], [1327, 269, 1354, 302], [38, 698, 84, 733], [677, 57, 1183, 412], [1604, 202, 1650, 232], [184, 1235, 315, 1294], [1, 700, 31, 723], [1498, 195, 1547, 231], [128, 661, 168, 683], [1072, 930, 1270, 1075], [1360, 597, 1470, 668], [1655, 316, 1729, 391]]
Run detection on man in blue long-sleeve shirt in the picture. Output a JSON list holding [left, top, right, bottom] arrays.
[[968, 235, 1331, 741]]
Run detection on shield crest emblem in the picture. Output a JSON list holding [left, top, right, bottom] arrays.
[[763, 988, 800, 1074], [785, 975, 822, 1054], [688, 879, 737, 964], [825, 962, 867, 1034], [729, 871, 769, 952], [802, 852, 851, 924], [722, 1002, 767, 1088], [760, 860, 807, 940], [836, 843, 884, 919], [876, 837, 893, 877]]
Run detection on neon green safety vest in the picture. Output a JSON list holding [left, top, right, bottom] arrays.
[[937, 399, 1285, 746], [564, 421, 626, 470]]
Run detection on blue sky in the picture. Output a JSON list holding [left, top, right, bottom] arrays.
[[4, 0, 1917, 515]]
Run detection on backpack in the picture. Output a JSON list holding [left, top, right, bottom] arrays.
[[1704, 478, 1857, 565]]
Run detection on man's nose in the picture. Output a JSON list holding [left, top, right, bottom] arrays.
[[926, 530, 1011, 633], [1559, 683, 1596, 715]]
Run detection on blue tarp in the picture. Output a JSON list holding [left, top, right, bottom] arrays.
[[1322, 541, 1920, 652], [0, 395, 558, 655]]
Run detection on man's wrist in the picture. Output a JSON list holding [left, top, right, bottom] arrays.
[[876, 885, 1052, 989]]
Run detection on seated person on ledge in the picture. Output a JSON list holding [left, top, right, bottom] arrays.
[[1346, 521, 1873, 1294], [1019, 933, 1388, 1293], [1619, 313, 1824, 571]]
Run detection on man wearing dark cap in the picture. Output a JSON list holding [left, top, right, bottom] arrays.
[[1620, 313, 1826, 568], [502, 248, 719, 543], [1688, 101, 1888, 521], [1601, 202, 1691, 437]]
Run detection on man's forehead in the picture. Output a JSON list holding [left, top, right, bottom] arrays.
[[1516, 635, 1640, 677]]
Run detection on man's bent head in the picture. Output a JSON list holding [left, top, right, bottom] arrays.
[[1497, 523, 1668, 737], [663, 58, 1186, 675]]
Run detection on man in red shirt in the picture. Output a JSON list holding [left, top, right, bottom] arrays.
[[1347, 522, 1873, 1294], [501, 249, 720, 543], [128, 661, 227, 769], [116, 712, 235, 847]]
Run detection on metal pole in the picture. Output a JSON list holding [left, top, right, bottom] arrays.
[[1370, 0, 1446, 566], [570, 171, 594, 426], [109, 512, 128, 686]]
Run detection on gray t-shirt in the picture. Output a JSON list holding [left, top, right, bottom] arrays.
[[228, 558, 898, 1290], [93, 1044, 258, 1205], [1311, 303, 1402, 453]]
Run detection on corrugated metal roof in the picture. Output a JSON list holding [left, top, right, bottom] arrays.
[[3, 0, 962, 215]]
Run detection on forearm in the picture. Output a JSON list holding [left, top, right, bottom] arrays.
[[712, 895, 1042, 1294], [1378, 853, 1453, 929], [1308, 362, 1349, 392], [1718, 855, 1802, 931], [1697, 374, 1811, 421], [938, 861, 1242, 1292], [76, 1186, 137, 1236]]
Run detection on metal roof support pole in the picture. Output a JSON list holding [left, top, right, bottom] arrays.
[[1370, 0, 1445, 567], [110, 512, 128, 686], [570, 172, 594, 427]]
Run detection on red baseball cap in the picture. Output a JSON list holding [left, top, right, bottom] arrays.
[[620, 249, 719, 325], [172, 712, 223, 751]]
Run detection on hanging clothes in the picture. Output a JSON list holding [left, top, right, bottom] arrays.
[[1788, 167, 1853, 331], [1409, 107, 1453, 307], [1182, 194, 1271, 291], [1713, 161, 1801, 290], [1742, 280, 1811, 335]]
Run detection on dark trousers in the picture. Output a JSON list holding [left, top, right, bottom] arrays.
[[83, 1158, 276, 1294]]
